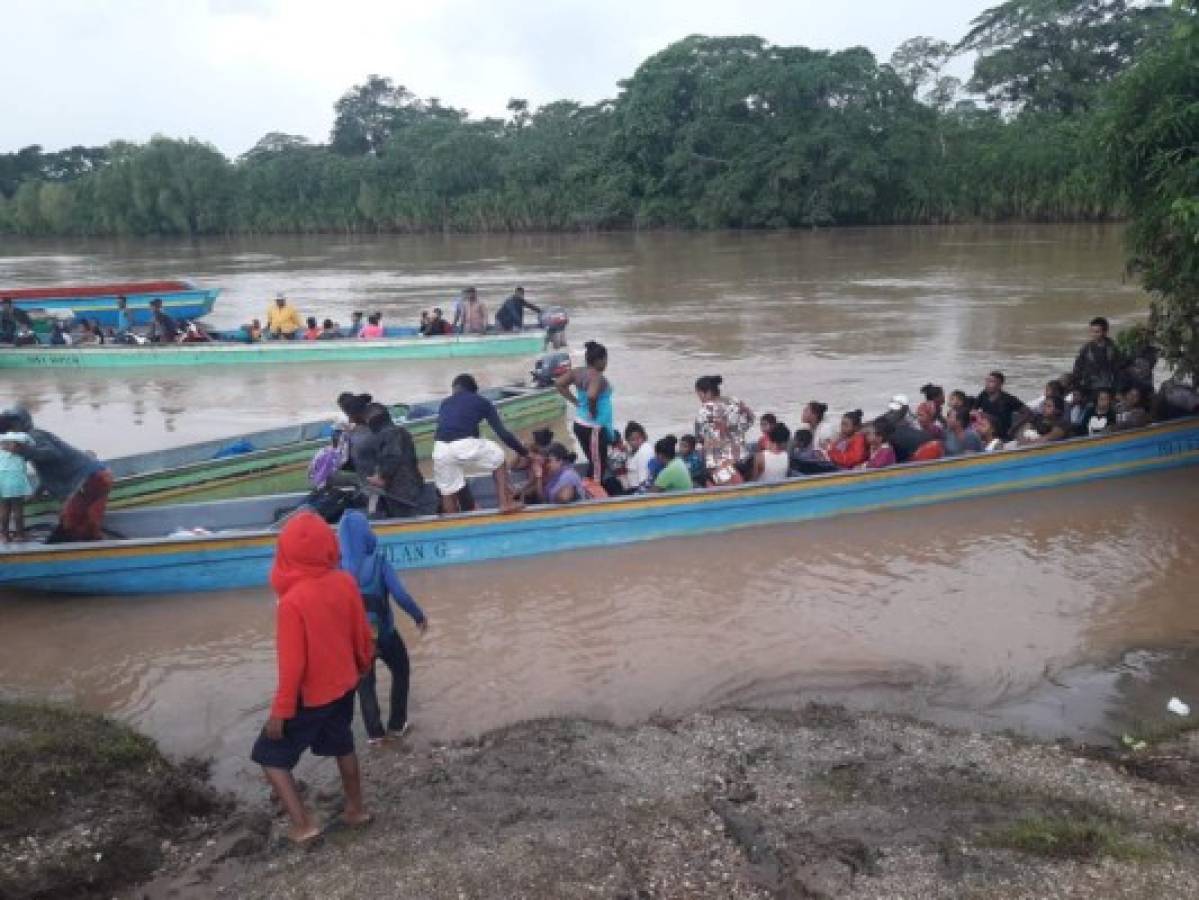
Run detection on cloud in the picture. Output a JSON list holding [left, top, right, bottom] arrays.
[[0, 0, 991, 156]]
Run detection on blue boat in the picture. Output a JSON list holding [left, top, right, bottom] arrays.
[[2, 279, 218, 327], [2, 417, 1197, 596]]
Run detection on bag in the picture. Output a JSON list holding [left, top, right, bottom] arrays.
[[303, 485, 367, 524]]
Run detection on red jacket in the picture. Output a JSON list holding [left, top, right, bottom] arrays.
[[828, 432, 868, 469], [268, 511, 374, 719]]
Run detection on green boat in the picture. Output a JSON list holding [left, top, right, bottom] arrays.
[[0, 330, 547, 369], [26, 383, 565, 516]]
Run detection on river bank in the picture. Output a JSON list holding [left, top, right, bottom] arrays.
[[4, 699, 1197, 900]]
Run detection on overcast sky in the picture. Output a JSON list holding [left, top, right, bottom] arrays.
[[1, 0, 992, 157]]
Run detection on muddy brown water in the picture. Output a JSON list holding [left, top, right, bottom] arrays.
[[2, 224, 1197, 794]]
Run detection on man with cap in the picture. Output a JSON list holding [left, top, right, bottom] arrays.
[[266, 293, 303, 339], [1, 407, 113, 542]]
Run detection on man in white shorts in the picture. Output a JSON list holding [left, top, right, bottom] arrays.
[[432, 374, 529, 514]]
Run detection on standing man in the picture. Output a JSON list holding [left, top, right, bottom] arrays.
[[0, 297, 34, 344], [362, 403, 427, 517], [114, 296, 132, 336], [251, 511, 374, 846], [1, 407, 113, 542], [267, 293, 303, 339], [453, 287, 488, 335], [1072, 316, 1125, 397], [147, 298, 179, 343], [496, 286, 541, 332], [432, 374, 528, 513], [975, 371, 1027, 440]]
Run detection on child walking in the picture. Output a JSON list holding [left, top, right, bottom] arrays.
[[0, 414, 33, 543], [251, 511, 375, 846], [337, 510, 428, 743]]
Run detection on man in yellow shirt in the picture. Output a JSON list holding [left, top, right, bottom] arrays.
[[266, 293, 303, 339]]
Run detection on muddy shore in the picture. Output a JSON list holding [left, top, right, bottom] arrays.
[[3, 700, 1198, 899]]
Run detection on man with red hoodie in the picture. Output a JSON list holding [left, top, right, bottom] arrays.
[[251, 511, 375, 845]]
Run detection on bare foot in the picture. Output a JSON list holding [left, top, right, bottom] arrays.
[[287, 823, 322, 847], [340, 809, 373, 828]]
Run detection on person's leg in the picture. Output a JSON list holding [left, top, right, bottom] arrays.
[[573, 422, 596, 477], [439, 490, 460, 514], [261, 767, 320, 843], [493, 463, 522, 513], [377, 632, 411, 733], [0, 499, 11, 541], [335, 753, 370, 825], [11, 498, 24, 541], [355, 657, 385, 741]]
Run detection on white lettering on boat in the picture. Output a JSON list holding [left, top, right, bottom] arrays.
[[383, 540, 450, 565], [21, 355, 82, 367], [1157, 437, 1199, 457]]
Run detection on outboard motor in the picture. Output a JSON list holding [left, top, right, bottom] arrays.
[[531, 351, 572, 388], [540, 306, 569, 349]]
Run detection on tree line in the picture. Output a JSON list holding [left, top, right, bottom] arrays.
[[0, 0, 1182, 239]]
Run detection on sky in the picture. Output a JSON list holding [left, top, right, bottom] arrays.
[[0, 0, 992, 158]]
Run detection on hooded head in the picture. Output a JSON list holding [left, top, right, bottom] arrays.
[[1, 406, 32, 432], [337, 510, 378, 585], [270, 511, 340, 597]]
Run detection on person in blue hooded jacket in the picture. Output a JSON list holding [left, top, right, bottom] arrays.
[[337, 510, 428, 743]]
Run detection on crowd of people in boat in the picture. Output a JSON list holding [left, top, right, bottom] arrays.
[[1, 286, 564, 348], [296, 318, 1198, 522]]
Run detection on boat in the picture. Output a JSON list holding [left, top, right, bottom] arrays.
[[3, 416, 1197, 596], [25, 382, 565, 517], [1, 280, 219, 328], [0, 329, 549, 369]]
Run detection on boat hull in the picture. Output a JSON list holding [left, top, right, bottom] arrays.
[[24, 386, 565, 515], [0, 332, 546, 369], [3, 418, 1197, 597], [5, 281, 218, 327]]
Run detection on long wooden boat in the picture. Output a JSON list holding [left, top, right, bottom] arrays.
[[0, 329, 547, 369], [25, 383, 565, 517], [2, 280, 218, 327], [3, 417, 1197, 596]]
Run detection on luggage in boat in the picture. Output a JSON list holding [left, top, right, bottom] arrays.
[[280, 485, 366, 525]]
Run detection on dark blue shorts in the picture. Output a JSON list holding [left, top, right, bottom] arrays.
[[251, 689, 356, 770]]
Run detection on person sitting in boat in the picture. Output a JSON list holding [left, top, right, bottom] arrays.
[[1015, 396, 1069, 446], [1081, 389, 1116, 436], [423, 307, 453, 336], [0, 297, 34, 345], [974, 413, 1004, 452], [623, 421, 655, 493], [358, 314, 385, 340], [148, 298, 179, 343], [302, 317, 322, 341], [512, 428, 553, 504], [308, 425, 347, 490], [348, 311, 365, 337], [694, 375, 755, 486], [318, 319, 341, 340], [884, 396, 931, 463], [947, 389, 974, 419], [755, 413, 778, 453], [180, 321, 213, 343], [648, 436, 693, 493], [859, 418, 897, 469], [496, 286, 541, 333], [1072, 316, 1124, 398], [920, 384, 946, 424], [267, 293, 303, 339], [788, 426, 837, 476], [74, 319, 105, 346], [943, 406, 982, 456], [1, 406, 112, 542], [432, 373, 528, 514], [362, 403, 426, 518], [542, 443, 585, 503], [827, 410, 868, 469], [975, 371, 1026, 440], [1114, 386, 1151, 431], [678, 434, 706, 486], [914, 402, 943, 439], [752, 422, 791, 483], [800, 401, 837, 449], [606, 431, 630, 491], [114, 296, 131, 336]]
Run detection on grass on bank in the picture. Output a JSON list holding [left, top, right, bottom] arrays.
[[981, 817, 1163, 862], [0, 700, 160, 830]]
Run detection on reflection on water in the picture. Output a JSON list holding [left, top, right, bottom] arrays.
[[2, 224, 1195, 795]]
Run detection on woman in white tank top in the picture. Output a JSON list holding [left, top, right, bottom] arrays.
[[753, 422, 791, 483]]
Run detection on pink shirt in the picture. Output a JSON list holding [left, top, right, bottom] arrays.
[[864, 445, 897, 469], [358, 324, 385, 340]]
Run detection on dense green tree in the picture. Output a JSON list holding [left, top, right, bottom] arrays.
[[958, 0, 1177, 114], [1104, 0, 1199, 376]]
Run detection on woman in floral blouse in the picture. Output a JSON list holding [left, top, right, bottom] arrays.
[[693, 375, 755, 486]]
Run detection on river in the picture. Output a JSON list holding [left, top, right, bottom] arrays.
[[2, 224, 1197, 793]]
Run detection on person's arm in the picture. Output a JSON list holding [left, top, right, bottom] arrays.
[[8, 432, 61, 464], [483, 399, 527, 455], [522, 298, 542, 314], [348, 586, 375, 676], [1072, 347, 1088, 385], [555, 370, 579, 406], [752, 451, 765, 481], [268, 602, 306, 721], [383, 566, 427, 629]]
